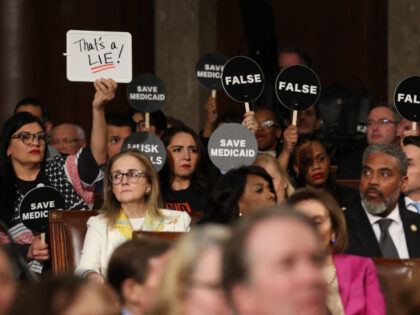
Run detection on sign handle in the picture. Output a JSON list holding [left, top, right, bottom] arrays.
[[245, 102, 250, 113], [413, 122, 417, 131], [41, 232, 45, 244], [292, 110, 298, 126], [211, 89, 216, 98], [145, 112, 150, 129]]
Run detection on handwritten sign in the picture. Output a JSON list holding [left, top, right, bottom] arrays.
[[65, 30, 132, 83], [394, 76, 420, 122], [208, 123, 258, 171], [19, 185, 65, 233], [121, 132, 166, 172]]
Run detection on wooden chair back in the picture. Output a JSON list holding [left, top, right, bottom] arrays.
[[49, 210, 98, 275]]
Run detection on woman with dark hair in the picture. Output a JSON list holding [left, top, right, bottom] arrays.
[[292, 133, 358, 210], [0, 78, 116, 274], [203, 165, 276, 224], [288, 188, 385, 315], [159, 126, 210, 213]]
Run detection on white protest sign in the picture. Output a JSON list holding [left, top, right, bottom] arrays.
[[65, 30, 132, 83]]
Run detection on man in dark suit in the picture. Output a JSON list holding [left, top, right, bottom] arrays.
[[345, 143, 420, 258]]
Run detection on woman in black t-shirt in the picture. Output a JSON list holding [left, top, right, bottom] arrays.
[[159, 126, 209, 214]]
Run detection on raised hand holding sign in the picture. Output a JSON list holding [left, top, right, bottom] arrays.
[[275, 65, 321, 126], [394, 76, 420, 131], [222, 56, 264, 113]]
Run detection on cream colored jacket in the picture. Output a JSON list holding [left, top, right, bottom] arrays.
[[75, 209, 190, 277]]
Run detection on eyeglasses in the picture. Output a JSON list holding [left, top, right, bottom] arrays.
[[11, 132, 49, 145], [49, 138, 82, 145], [366, 119, 396, 127], [257, 120, 279, 129], [108, 169, 148, 184]]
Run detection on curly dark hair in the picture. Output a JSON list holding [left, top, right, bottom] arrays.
[[203, 165, 276, 224]]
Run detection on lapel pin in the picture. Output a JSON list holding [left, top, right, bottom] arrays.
[[411, 224, 417, 232]]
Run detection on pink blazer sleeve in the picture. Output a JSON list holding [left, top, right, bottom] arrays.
[[334, 254, 386, 315]]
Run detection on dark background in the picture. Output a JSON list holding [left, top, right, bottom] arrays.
[[0, 0, 387, 135]]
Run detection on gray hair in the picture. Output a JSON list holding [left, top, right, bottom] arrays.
[[362, 143, 408, 176]]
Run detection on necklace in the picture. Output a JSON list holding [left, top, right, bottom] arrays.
[[324, 264, 337, 286]]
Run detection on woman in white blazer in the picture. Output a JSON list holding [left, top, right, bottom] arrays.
[[75, 149, 190, 282]]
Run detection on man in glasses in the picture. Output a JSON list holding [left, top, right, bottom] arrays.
[[49, 123, 87, 155], [333, 105, 400, 180], [366, 105, 400, 145]]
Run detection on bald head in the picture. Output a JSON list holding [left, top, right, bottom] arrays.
[[50, 123, 86, 155]]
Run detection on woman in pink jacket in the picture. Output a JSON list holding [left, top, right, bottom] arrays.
[[288, 188, 386, 315]]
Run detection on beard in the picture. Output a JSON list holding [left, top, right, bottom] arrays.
[[360, 187, 400, 215]]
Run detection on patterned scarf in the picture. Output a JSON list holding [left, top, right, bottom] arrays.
[[115, 209, 165, 239]]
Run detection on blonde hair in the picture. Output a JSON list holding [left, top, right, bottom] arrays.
[[101, 149, 163, 226], [253, 153, 295, 197], [151, 225, 231, 315]]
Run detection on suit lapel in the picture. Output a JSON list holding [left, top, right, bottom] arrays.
[[399, 196, 420, 257], [349, 201, 383, 257], [333, 254, 351, 308]]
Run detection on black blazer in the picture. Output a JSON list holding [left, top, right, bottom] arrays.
[[344, 194, 420, 258]]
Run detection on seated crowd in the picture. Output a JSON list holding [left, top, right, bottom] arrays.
[[3, 50, 420, 315]]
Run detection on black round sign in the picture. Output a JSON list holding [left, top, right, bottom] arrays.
[[195, 53, 229, 90], [208, 123, 258, 172], [127, 73, 167, 113], [19, 185, 65, 233], [394, 76, 420, 122], [275, 65, 321, 111], [121, 132, 166, 172], [221, 56, 264, 103]]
